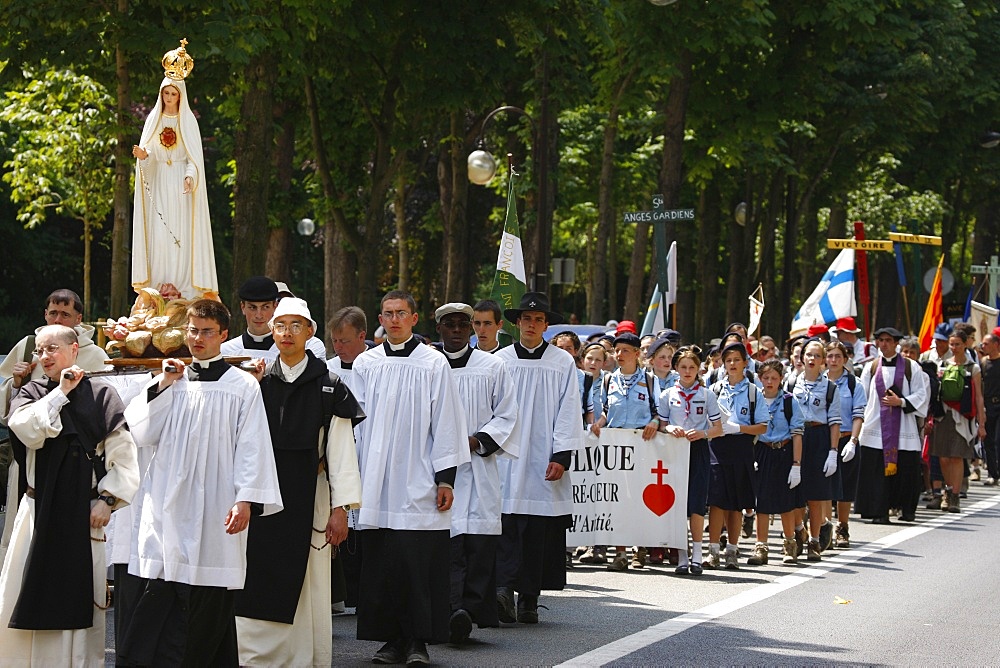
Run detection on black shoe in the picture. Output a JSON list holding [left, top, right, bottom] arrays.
[[818, 521, 834, 552], [741, 513, 755, 539], [869, 516, 891, 525], [516, 593, 539, 624], [899, 512, 915, 522], [405, 639, 430, 666], [689, 562, 704, 576], [372, 639, 405, 664], [674, 564, 689, 575], [448, 609, 473, 644], [496, 587, 516, 623]]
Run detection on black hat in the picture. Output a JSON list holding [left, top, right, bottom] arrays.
[[657, 328, 682, 346], [873, 326, 904, 341], [238, 276, 278, 302], [720, 341, 748, 360], [504, 292, 564, 325], [613, 332, 641, 348], [647, 336, 673, 359]]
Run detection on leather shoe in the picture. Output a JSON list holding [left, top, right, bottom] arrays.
[[448, 609, 472, 644], [516, 592, 539, 624], [372, 639, 405, 664], [405, 639, 430, 666], [869, 516, 891, 525], [496, 587, 516, 623]]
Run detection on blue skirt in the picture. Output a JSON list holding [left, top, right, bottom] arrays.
[[708, 433, 757, 511], [834, 434, 859, 503], [687, 438, 710, 517], [801, 424, 839, 502], [754, 441, 804, 514]]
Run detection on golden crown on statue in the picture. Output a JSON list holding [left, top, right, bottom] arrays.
[[162, 38, 195, 81]]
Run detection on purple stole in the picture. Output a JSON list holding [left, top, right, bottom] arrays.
[[873, 356, 906, 476]]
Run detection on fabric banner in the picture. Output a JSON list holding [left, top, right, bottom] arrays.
[[640, 242, 676, 337], [748, 284, 764, 337], [917, 254, 944, 353], [489, 174, 526, 341], [566, 428, 690, 549], [790, 249, 856, 336], [969, 301, 999, 348]]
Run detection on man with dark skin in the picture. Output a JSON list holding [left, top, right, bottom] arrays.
[[434, 303, 518, 644]]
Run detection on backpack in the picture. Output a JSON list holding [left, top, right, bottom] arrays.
[[940, 363, 965, 402], [708, 366, 755, 387], [604, 370, 658, 423]]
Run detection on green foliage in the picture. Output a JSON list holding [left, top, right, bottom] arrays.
[[0, 66, 116, 229]]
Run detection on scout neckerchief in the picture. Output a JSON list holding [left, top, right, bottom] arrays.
[[677, 381, 701, 421]]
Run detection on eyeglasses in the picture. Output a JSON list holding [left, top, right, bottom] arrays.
[[273, 322, 307, 335], [33, 344, 64, 357], [381, 310, 411, 321], [186, 327, 220, 338]]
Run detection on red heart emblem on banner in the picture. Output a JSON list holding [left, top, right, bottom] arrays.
[[642, 483, 675, 517]]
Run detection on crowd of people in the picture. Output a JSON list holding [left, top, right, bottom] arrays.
[[0, 284, 997, 666]]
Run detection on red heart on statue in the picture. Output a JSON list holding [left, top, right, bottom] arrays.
[[642, 483, 675, 517]]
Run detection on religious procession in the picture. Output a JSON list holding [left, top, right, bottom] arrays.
[[2, 7, 1000, 666]]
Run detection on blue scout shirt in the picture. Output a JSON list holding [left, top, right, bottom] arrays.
[[824, 371, 866, 431], [760, 392, 805, 443], [601, 368, 657, 428], [715, 376, 770, 427], [792, 375, 841, 426]]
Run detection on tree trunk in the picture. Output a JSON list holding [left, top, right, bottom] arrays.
[[231, 55, 276, 331], [396, 171, 409, 292], [265, 106, 296, 283], [591, 67, 636, 324], [625, 48, 693, 322], [695, 184, 722, 343], [110, 3, 131, 316], [83, 218, 91, 321]]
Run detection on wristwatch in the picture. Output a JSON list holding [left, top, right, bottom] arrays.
[[98, 494, 117, 507]]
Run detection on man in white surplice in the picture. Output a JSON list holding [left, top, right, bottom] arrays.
[[351, 290, 470, 666], [116, 299, 282, 667], [495, 292, 582, 625], [433, 303, 519, 645]]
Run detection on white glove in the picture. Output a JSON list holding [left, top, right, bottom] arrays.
[[787, 465, 801, 489], [841, 439, 857, 462], [722, 420, 742, 436], [823, 450, 838, 477]]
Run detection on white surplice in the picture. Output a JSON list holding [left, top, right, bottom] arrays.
[[351, 342, 470, 531], [494, 343, 583, 516], [449, 348, 519, 536], [0, 385, 139, 667], [124, 368, 282, 588], [858, 355, 930, 452]]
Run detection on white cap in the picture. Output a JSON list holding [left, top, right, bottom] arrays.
[[269, 297, 316, 332], [434, 302, 474, 323], [274, 281, 296, 298]]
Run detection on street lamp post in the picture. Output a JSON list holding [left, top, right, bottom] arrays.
[[468, 105, 552, 294]]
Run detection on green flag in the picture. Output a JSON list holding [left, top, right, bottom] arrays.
[[489, 175, 526, 341]]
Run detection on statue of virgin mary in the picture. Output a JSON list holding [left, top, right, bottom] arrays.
[[131, 39, 218, 300]]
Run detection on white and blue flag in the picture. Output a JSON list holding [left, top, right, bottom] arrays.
[[790, 249, 856, 335]]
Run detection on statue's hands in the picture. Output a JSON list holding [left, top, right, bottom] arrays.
[[183, 176, 193, 194], [132, 145, 148, 160]]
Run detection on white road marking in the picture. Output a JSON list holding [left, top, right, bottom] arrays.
[[556, 494, 1000, 667]]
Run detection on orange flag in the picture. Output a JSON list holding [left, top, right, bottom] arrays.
[[917, 254, 945, 352]]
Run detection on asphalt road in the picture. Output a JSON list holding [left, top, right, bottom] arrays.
[[97, 481, 1000, 666]]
